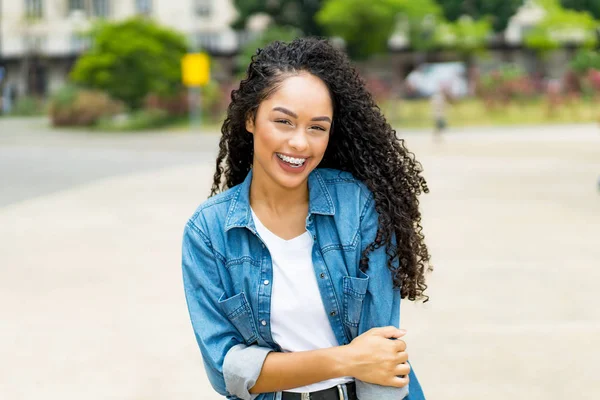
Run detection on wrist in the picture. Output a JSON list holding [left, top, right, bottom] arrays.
[[329, 344, 354, 378]]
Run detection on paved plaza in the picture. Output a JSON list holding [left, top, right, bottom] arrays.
[[1, 117, 599, 400]]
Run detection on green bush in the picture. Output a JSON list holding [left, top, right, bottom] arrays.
[[11, 96, 45, 116], [70, 17, 188, 110], [146, 81, 225, 123], [48, 86, 124, 126], [145, 92, 188, 117], [479, 64, 536, 104], [571, 49, 600, 74], [200, 80, 224, 122], [96, 109, 175, 131]]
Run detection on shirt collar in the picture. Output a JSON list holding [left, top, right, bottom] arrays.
[[224, 168, 335, 232]]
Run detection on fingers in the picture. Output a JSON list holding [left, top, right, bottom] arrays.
[[393, 339, 407, 352], [398, 349, 409, 362], [394, 362, 411, 377], [389, 374, 410, 388], [371, 326, 407, 339]]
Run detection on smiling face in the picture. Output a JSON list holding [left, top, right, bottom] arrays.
[[246, 72, 333, 191]]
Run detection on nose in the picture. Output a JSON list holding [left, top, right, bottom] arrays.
[[288, 130, 309, 152]]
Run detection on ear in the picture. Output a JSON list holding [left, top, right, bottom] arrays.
[[245, 114, 255, 134]]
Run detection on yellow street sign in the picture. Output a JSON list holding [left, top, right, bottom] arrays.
[[182, 53, 210, 87]]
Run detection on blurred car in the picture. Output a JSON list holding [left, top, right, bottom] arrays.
[[405, 62, 469, 99]]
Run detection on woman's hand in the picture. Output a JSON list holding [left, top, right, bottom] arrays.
[[343, 326, 410, 388]]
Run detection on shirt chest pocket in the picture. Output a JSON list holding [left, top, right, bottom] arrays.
[[218, 292, 259, 345], [342, 272, 370, 339]]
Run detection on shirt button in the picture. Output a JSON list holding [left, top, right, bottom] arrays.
[[329, 311, 336, 317], [261, 320, 267, 326], [264, 280, 270, 285], [320, 273, 325, 279], [313, 235, 317, 240]]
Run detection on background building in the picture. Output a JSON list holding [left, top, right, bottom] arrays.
[[0, 0, 240, 97]]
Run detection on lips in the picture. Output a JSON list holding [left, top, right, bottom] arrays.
[[275, 153, 309, 173], [276, 152, 308, 166]]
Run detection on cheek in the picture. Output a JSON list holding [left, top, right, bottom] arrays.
[[313, 136, 330, 158], [254, 126, 281, 155]]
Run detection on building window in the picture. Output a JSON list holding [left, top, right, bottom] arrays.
[[136, 0, 152, 15], [194, 0, 211, 17], [71, 33, 91, 53], [22, 34, 46, 53], [68, 0, 85, 12], [193, 32, 219, 52], [91, 0, 110, 18], [25, 0, 44, 19]]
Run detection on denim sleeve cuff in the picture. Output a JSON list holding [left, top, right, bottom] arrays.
[[223, 343, 274, 400], [355, 379, 409, 400]]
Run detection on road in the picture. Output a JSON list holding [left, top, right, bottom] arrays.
[[1, 117, 599, 400]]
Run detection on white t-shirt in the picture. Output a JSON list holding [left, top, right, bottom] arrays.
[[251, 209, 354, 393]]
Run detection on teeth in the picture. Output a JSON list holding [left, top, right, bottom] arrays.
[[277, 153, 306, 165]]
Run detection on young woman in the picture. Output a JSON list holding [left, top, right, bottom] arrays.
[[182, 37, 432, 400]]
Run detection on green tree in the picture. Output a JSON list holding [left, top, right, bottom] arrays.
[[434, 16, 492, 57], [316, 0, 441, 59], [561, 0, 600, 20], [524, 0, 599, 53], [435, 0, 522, 32], [70, 18, 188, 109], [231, 0, 325, 36]]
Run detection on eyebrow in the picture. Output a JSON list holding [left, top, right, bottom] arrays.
[[272, 106, 332, 123]]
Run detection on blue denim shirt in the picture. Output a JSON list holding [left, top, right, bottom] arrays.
[[182, 168, 426, 400]]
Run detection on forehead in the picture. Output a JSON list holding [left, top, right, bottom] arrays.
[[263, 73, 333, 116]]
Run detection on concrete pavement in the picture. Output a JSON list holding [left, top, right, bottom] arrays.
[[1, 118, 599, 399]]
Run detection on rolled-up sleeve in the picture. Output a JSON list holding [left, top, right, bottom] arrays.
[[223, 343, 274, 399], [182, 219, 273, 400], [354, 195, 412, 400]]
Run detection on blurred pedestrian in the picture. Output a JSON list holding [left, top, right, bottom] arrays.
[[181, 38, 430, 400], [431, 88, 448, 140]]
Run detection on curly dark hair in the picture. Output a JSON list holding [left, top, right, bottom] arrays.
[[210, 37, 432, 302]]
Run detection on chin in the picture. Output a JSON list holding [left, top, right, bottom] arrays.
[[273, 170, 311, 189], [273, 164, 314, 188]]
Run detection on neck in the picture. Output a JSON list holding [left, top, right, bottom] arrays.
[[249, 171, 309, 216]]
